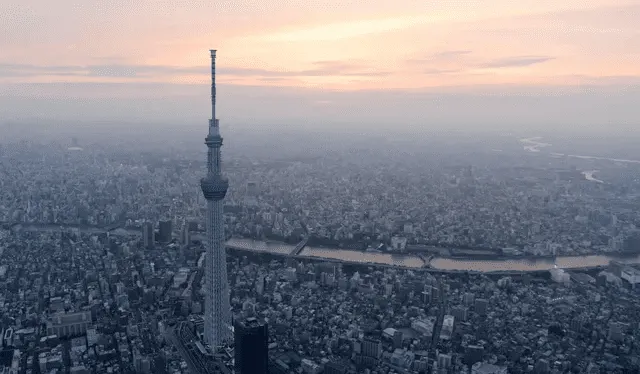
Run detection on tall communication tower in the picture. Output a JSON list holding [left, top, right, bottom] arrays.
[[200, 49, 232, 347]]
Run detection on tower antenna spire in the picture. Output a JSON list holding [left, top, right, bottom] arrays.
[[210, 49, 217, 132]]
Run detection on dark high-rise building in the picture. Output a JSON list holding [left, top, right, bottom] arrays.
[[393, 330, 403, 349], [535, 358, 550, 374], [421, 290, 431, 305], [437, 353, 451, 371], [463, 292, 475, 306], [158, 220, 172, 242], [474, 298, 488, 316], [464, 344, 484, 366], [246, 181, 258, 195], [451, 306, 468, 322], [188, 221, 199, 232], [109, 238, 120, 254], [324, 361, 347, 374], [361, 337, 382, 359], [142, 222, 154, 249], [181, 224, 191, 246], [234, 317, 268, 374]]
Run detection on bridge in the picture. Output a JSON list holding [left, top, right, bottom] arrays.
[[289, 236, 309, 256], [104, 221, 124, 232]]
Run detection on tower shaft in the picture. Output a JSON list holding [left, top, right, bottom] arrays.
[[201, 49, 231, 347]]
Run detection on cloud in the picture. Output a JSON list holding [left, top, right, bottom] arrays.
[[0, 63, 205, 78], [406, 51, 553, 75], [0, 64, 81, 77], [430, 50, 473, 59], [409, 52, 554, 69], [222, 62, 390, 77], [256, 77, 291, 82], [406, 50, 473, 65], [249, 15, 430, 42], [477, 56, 555, 68], [422, 68, 464, 75], [0, 61, 390, 79], [405, 51, 472, 76]]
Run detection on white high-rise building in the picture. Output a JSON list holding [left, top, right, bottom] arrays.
[[550, 266, 570, 284], [200, 50, 232, 347]]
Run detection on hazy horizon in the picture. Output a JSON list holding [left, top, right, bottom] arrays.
[[2, 81, 640, 134]]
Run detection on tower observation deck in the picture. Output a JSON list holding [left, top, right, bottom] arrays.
[[200, 49, 232, 347]]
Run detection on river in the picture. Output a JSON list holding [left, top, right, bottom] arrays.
[[582, 170, 604, 184], [300, 246, 426, 268], [520, 137, 640, 165], [216, 233, 640, 272], [297, 246, 640, 272], [430, 254, 640, 272], [520, 137, 640, 185], [519, 137, 552, 153], [5, 223, 640, 274]]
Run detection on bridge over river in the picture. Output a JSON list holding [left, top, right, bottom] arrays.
[[4, 222, 640, 273]]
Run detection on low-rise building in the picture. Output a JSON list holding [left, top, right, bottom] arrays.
[[46, 311, 92, 338]]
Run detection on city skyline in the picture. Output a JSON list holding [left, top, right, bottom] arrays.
[[1, 0, 640, 368], [1, 0, 639, 130], [2, 43, 640, 371]]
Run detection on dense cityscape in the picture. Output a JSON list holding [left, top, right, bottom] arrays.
[[1, 120, 640, 374], [3, 0, 640, 370], [1, 217, 640, 374], [1, 131, 640, 259]]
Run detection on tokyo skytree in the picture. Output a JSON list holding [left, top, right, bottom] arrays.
[[200, 49, 232, 347]]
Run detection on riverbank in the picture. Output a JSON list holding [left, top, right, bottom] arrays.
[[520, 136, 640, 165], [5, 222, 640, 273]]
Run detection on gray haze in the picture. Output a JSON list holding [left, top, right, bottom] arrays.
[[2, 82, 639, 135]]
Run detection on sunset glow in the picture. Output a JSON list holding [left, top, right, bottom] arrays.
[[1, 0, 638, 90]]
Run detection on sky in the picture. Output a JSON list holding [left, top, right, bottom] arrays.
[[1, 0, 639, 132]]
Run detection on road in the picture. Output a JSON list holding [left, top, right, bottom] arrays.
[[168, 322, 232, 374], [168, 323, 205, 374]]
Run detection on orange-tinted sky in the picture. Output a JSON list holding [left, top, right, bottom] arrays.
[[2, 0, 640, 131], [2, 0, 639, 89]]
